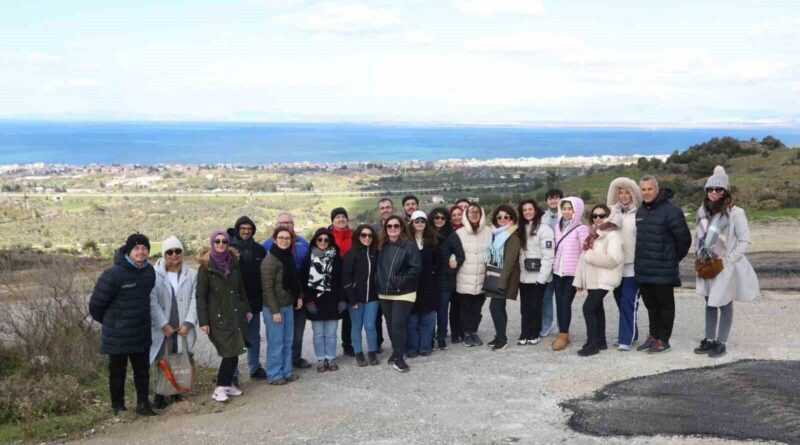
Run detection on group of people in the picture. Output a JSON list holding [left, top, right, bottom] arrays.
[[88, 165, 759, 415]]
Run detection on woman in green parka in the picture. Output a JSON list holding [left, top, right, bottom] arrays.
[[197, 230, 253, 403]]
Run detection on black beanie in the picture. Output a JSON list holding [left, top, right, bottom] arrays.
[[125, 233, 150, 252], [330, 207, 349, 222]]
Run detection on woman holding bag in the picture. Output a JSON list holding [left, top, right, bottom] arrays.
[[693, 166, 759, 358], [517, 199, 554, 346], [484, 204, 521, 351]]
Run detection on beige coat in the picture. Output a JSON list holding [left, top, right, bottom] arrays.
[[573, 229, 624, 291], [456, 208, 491, 295], [606, 177, 641, 266]]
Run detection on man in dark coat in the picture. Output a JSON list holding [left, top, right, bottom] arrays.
[[634, 176, 691, 354], [89, 233, 157, 416], [227, 216, 268, 381]]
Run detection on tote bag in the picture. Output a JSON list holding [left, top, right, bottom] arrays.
[[154, 336, 196, 396]]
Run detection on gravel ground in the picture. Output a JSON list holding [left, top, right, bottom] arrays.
[[76, 289, 800, 445]]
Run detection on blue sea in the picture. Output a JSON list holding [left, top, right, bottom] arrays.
[[1, 121, 799, 165]]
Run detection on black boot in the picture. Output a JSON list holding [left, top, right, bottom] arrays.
[[136, 402, 158, 416], [111, 402, 127, 415], [152, 394, 167, 409], [355, 352, 368, 367]]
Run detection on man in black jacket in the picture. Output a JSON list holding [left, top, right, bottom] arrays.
[[89, 233, 157, 416], [634, 176, 691, 354], [227, 216, 268, 381]]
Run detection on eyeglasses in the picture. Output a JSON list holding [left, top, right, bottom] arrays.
[[385, 223, 401, 229], [360, 233, 373, 238], [276, 236, 292, 241], [433, 215, 446, 221], [316, 237, 330, 243], [706, 187, 725, 193], [165, 249, 183, 256], [496, 214, 511, 221], [591, 213, 608, 219], [413, 218, 426, 224], [214, 239, 228, 245]]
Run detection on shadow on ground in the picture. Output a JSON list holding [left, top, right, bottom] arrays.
[[561, 359, 800, 444]]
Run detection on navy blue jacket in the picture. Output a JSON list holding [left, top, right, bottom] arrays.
[[228, 216, 267, 313], [89, 249, 156, 355], [634, 188, 692, 286]]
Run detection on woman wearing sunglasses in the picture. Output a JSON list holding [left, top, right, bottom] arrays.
[[484, 204, 521, 351], [456, 202, 492, 347], [573, 205, 623, 356], [343, 224, 380, 366], [376, 216, 422, 372], [406, 211, 440, 358], [300, 228, 346, 372], [149, 235, 198, 409], [429, 207, 465, 349], [197, 230, 253, 401], [694, 166, 759, 358]]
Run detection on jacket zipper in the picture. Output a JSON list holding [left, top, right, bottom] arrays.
[[366, 249, 371, 302], [385, 247, 400, 294]]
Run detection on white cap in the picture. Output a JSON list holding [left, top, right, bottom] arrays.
[[410, 210, 427, 221], [161, 235, 184, 255]]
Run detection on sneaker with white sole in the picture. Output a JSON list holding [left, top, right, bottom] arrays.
[[528, 337, 541, 345], [617, 344, 631, 351], [225, 386, 242, 396], [212, 386, 229, 402]]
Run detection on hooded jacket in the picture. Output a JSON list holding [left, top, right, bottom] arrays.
[[376, 238, 422, 296], [606, 177, 642, 266], [573, 228, 624, 291], [343, 244, 379, 305], [553, 197, 589, 277], [455, 207, 491, 295], [195, 248, 251, 358], [634, 188, 692, 286], [148, 258, 197, 365], [227, 216, 267, 313], [89, 248, 156, 355]]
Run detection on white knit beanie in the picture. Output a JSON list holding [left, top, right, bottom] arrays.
[[704, 165, 730, 191], [161, 235, 184, 256]]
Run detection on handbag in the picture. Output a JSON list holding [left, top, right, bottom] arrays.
[[483, 264, 505, 294], [524, 258, 541, 272], [695, 254, 724, 279], [154, 335, 195, 396]]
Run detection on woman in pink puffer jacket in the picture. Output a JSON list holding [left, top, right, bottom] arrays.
[[551, 197, 589, 351]]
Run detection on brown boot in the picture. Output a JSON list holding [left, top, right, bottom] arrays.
[[552, 333, 570, 351]]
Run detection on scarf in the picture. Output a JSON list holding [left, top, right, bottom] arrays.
[[584, 221, 618, 251], [696, 206, 729, 260], [209, 230, 231, 277], [308, 247, 337, 293], [269, 242, 298, 292], [124, 254, 147, 269], [485, 224, 517, 267]]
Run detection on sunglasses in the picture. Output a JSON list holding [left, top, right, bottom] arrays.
[[165, 249, 183, 256], [385, 223, 401, 229], [591, 213, 608, 219], [433, 215, 446, 221], [214, 239, 228, 245], [276, 236, 292, 241], [496, 214, 511, 221], [317, 237, 330, 243], [360, 233, 373, 238], [706, 187, 726, 193]]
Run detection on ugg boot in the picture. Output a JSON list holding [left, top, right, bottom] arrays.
[[552, 333, 570, 351]]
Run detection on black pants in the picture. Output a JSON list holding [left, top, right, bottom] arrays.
[[519, 282, 546, 340], [450, 292, 463, 339], [292, 307, 307, 363], [489, 298, 508, 342], [108, 352, 149, 407], [341, 310, 352, 350], [583, 289, 607, 345], [380, 299, 413, 359], [459, 293, 486, 334], [376, 305, 385, 347], [640, 284, 675, 342], [553, 275, 577, 333], [217, 356, 239, 386]]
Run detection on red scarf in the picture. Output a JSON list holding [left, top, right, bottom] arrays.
[[330, 226, 353, 258]]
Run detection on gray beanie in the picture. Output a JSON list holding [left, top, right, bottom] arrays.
[[704, 165, 730, 191]]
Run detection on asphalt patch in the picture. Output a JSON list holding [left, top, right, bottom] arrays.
[[561, 359, 800, 444]]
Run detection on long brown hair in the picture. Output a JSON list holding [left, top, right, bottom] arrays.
[[351, 224, 376, 250], [704, 189, 733, 215], [377, 215, 409, 251], [465, 202, 483, 232], [408, 215, 439, 247], [518, 199, 543, 250]]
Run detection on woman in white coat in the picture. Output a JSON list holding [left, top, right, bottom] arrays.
[[516, 199, 555, 345], [694, 166, 759, 358], [149, 236, 198, 408], [456, 202, 491, 347]]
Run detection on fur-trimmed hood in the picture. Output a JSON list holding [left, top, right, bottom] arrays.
[[607, 177, 642, 209], [196, 247, 240, 267]]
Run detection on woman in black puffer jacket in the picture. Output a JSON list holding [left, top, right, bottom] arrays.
[[376, 215, 422, 372], [429, 207, 464, 349], [406, 211, 440, 357]]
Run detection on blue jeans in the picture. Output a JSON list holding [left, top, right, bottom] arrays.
[[613, 277, 640, 346], [312, 320, 338, 360], [406, 311, 436, 354], [349, 301, 379, 354], [245, 312, 262, 374], [265, 305, 294, 382], [541, 281, 557, 335], [436, 290, 452, 341]]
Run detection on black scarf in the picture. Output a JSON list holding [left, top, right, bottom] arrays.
[[269, 243, 298, 293]]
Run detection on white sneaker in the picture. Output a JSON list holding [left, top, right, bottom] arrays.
[[212, 386, 229, 402], [516, 339, 528, 345], [225, 386, 242, 396], [528, 337, 541, 345], [618, 344, 631, 351]]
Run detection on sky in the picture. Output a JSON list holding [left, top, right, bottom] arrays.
[[0, 0, 798, 125]]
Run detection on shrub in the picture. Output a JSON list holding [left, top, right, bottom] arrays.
[[758, 199, 782, 210], [0, 373, 92, 423]]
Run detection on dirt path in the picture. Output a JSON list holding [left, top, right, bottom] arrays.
[[75, 290, 800, 445]]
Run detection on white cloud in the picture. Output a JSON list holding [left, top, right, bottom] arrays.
[[465, 32, 584, 54], [273, 3, 400, 34], [41, 78, 103, 91], [455, 0, 544, 17], [404, 30, 435, 45]]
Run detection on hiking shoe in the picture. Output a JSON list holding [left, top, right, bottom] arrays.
[[528, 337, 541, 345], [618, 344, 631, 351], [368, 352, 380, 365], [136, 402, 157, 416], [250, 367, 267, 380], [471, 333, 484, 346], [636, 336, 656, 352], [709, 341, 727, 358], [438, 338, 448, 350], [694, 339, 714, 354], [355, 352, 368, 367], [491, 340, 508, 351], [212, 386, 229, 402], [649, 340, 672, 354], [293, 358, 312, 369], [393, 357, 410, 372], [225, 385, 243, 396], [516, 338, 528, 346], [327, 360, 339, 371]]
